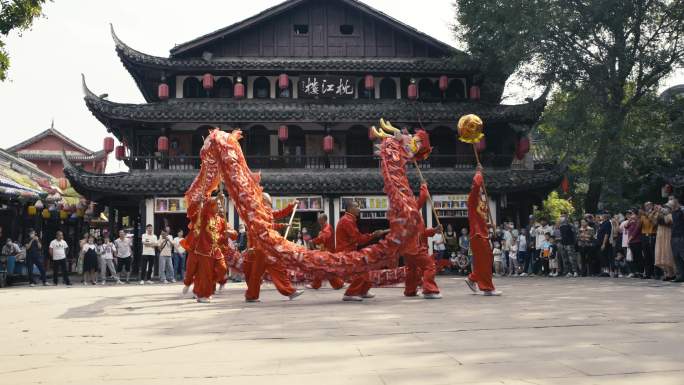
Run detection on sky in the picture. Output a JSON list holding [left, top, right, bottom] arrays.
[[0, 0, 682, 173]]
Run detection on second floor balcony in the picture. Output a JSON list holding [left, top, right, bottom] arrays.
[[123, 153, 526, 172]]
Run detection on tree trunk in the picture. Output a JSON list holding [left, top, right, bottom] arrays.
[[584, 107, 626, 213]]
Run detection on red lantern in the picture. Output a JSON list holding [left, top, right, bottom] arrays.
[[157, 136, 169, 152], [408, 83, 418, 100], [58, 177, 69, 190], [103, 137, 114, 153], [278, 74, 289, 90], [278, 125, 289, 142], [158, 83, 169, 100], [323, 135, 334, 153], [561, 176, 570, 193], [364, 75, 374, 91], [202, 73, 214, 90], [234, 82, 245, 99], [115, 145, 126, 161], [518, 137, 530, 155], [476, 137, 486, 152], [439, 75, 448, 92], [469, 85, 481, 100]]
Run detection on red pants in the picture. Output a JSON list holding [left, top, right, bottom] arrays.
[[183, 252, 198, 287], [344, 272, 371, 296], [404, 249, 440, 296], [193, 257, 227, 299], [245, 250, 296, 300], [310, 274, 345, 290], [468, 236, 495, 291]]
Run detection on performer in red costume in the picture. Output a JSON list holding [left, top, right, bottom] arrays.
[[307, 213, 346, 290], [338, 200, 388, 301], [243, 194, 304, 302], [181, 194, 237, 303], [464, 167, 502, 296], [401, 130, 442, 299]]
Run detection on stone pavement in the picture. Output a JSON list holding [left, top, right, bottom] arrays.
[[1, 276, 683, 385]]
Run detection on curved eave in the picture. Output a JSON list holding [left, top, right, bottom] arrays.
[[62, 163, 563, 201], [83, 91, 547, 128], [112, 25, 479, 76]]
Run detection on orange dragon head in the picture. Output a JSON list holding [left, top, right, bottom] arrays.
[[370, 118, 432, 161]]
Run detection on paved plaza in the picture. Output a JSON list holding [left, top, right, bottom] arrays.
[[1, 276, 683, 385]]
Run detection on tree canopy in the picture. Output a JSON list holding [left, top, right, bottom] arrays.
[[0, 0, 49, 81], [453, 0, 684, 211]]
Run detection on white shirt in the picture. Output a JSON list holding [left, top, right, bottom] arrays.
[[49, 239, 68, 260], [173, 237, 186, 254], [517, 234, 527, 250], [158, 235, 173, 257], [432, 233, 446, 251], [101, 243, 116, 260], [114, 238, 132, 258], [493, 248, 502, 262], [142, 233, 158, 256], [620, 220, 630, 248], [502, 230, 512, 251], [534, 225, 553, 250]]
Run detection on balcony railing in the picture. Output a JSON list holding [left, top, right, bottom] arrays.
[[123, 154, 520, 171]]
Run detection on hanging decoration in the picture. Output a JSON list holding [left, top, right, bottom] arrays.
[[158, 83, 169, 100], [103, 137, 114, 153], [157, 136, 169, 152], [407, 79, 418, 100], [323, 135, 334, 153], [438, 75, 448, 92], [278, 125, 289, 142], [202, 73, 214, 90]]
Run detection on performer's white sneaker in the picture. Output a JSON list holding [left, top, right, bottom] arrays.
[[305, 284, 316, 289], [361, 292, 375, 299], [289, 290, 304, 300], [483, 290, 503, 296], [423, 293, 442, 299], [139, 280, 145, 285], [464, 278, 478, 293], [197, 297, 211, 303], [218, 283, 225, 292], [342, 295, 363, 302], [182, 285, 190, 295]]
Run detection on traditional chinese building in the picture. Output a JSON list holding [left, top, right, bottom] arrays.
[[65, 0, 562, 242], [8, 121, 108, 179]]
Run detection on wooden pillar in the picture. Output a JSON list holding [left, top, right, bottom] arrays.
[[108, 205, 115, 240]]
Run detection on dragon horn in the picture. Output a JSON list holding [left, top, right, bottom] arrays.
[[379, 118, 399, 134], [370, 126, 391, 139]]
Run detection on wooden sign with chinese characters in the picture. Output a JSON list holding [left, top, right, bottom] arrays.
[[298, 76, 355, 99]]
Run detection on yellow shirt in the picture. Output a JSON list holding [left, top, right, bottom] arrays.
[[640, 214, 657, 235]]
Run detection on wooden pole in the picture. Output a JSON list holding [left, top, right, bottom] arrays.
[[283, 202, 298, 240], [412, 160, 442, 228], [472, 144, 496, 232]]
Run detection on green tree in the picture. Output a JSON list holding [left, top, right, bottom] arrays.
[[454, 0, 684, 211], [533, 191, 575, 223], [0, 0, 49, 81], [538, 86, 683, 212]]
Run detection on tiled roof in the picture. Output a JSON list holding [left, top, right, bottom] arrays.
[[16, 150, 107, 162], [82, 75, 546, 126], [168, 0, 460, 57], [64, 156, 562, 200], [7, 126, 96, 154]]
